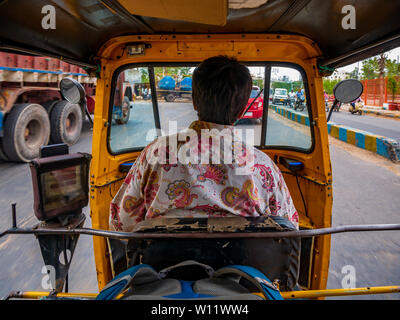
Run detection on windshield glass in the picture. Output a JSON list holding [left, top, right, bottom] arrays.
[[267, 66, 311, 150], [108, 63, 312, 154]]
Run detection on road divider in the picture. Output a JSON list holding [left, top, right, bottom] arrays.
[[269, 104, 400, 162], [269, 104, 310, 126]]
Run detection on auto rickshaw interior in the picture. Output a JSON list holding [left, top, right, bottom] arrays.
[[1, 0, 400, 300], [81, 34, 333, 294]]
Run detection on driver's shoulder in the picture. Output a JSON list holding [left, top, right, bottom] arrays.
[[252, 148, 277, 168]]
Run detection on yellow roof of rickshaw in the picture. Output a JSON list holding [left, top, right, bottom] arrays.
[[0, 0, 399, 69]]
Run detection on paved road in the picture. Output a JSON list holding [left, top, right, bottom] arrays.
[[287, 103, 400, 141], [326, 137, 400, 300], [329, 110, 400, 141], [0, 120, 98, 295], [0, 103, 399, 299]]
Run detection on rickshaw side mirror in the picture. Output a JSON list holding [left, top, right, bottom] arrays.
[[327, 79, 363, 122], [333, 79, 363, 103], [60, 78, 86, 104], [60, 77, 94, 126]]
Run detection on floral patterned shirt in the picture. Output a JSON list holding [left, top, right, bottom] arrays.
[[110, 120, 298, 231]]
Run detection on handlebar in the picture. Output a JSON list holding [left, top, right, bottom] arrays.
[[1, 223, 400, 240]]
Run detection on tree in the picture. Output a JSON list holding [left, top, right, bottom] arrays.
[[377, 53, 387, 105], [141, 68, 149, 83], [377, 53, 387, 77], [323, 78, 339, 95], [361, 57, 379, 79], [387, 76, 399, 102], [253, 78, 264, 89], [386, 58, 400, 77], [154, 67, 192, 82]]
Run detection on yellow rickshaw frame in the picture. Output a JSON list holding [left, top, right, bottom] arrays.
[[88, 33, 333, 293]]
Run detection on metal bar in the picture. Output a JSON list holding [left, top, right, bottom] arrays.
[[63, 236, 69, 293], [234, 88, 264, 125], [11, 203, 16, 228], [148, 66, 162, 135], [242, 89, 264, 116], [5, 291, 97, 300], [7, 285, 400, 300], [260, 65, 271, 147], [282, 285, 400, 299], [1, 223, 400, 240]]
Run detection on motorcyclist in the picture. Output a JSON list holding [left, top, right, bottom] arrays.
[[295, 88, 305, 110], [324, 91, 329, 111], [349, 97, 363, 114], [350, 97, 361, 108], [289, 90, 296, 107]]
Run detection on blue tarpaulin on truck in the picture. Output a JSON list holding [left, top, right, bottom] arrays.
[[179, 77, 192, 91], [158, 76, 176, 91]]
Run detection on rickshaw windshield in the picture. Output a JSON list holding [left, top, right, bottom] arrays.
[[107, 62, 313, 155]]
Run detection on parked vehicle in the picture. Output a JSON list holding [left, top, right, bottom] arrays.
[[112, 70, 136, 125], [269, 87, 274, 104], [272, 88, 288, 105], [242, 86, 264, 120], [158, 76, 192, 102], [0, 53, 96, 162]]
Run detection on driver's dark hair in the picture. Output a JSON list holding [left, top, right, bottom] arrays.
[[192, 56, 252, 125]]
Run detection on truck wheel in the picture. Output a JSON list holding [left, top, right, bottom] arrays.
[[0, 139, 9, 161], [2, 103, 50, 162], [42, 100, 59, 117], [50, 100, 82, 145], [165, 93, 175, 102]]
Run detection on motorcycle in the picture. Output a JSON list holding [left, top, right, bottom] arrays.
[[289, 97, 296, 108], [294, 96, 305, 111], [348, 101, 363, 115]]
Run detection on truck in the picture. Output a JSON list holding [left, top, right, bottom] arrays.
[[157, 76, 192, 102], [0, 53, 97, 162], [272, 88, 289, 106]]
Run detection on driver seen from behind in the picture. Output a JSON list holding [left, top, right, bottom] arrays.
[[110, 56, 299, 232]]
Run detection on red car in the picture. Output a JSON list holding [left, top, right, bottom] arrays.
[[242, 87, 264, 120]]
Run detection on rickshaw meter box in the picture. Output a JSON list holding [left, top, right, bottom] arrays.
[[29, 153, 92, 221]]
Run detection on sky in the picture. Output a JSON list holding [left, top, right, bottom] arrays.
[[249, 66, 300, 81]]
